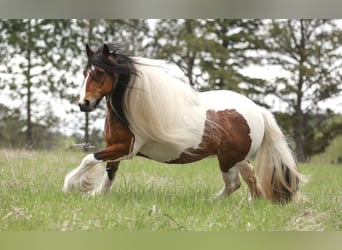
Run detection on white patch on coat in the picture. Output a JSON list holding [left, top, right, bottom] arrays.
[[198, 90, 265, 158], [79, 65, 95, 104], [79, 73, 89, 104]]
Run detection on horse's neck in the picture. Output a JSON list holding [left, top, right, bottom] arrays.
[[105, 101, 134, 144], [106, 101, 123, 125], [106, 94, 128, 126]]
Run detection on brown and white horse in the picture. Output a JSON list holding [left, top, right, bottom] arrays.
[[63, 43, 306, 203]]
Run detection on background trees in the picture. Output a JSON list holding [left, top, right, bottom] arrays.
[[260, 19, 342, 161], [0, 19, 79, 148], [0, 19, 341, 162], [151, 19, 266, 97]]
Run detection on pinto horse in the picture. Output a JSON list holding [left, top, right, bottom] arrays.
[[63, 43, 306, 202]]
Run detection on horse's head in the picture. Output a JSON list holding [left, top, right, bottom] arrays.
[[78, 43, 133, 112]]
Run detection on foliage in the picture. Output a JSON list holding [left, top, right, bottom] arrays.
[[0, 104, 66, 149], [275, 112, 342, 158], [0, 19, 80, 148], [260, 19, 342, 161], [311, 135, 342, 164], [151, 19, 266, 99], [0, 104, 25, 147]]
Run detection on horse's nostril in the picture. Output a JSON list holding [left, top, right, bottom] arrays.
[[84, 99, 90, 107], [79, 99, 92, 112], [79, 99, 90, 107]]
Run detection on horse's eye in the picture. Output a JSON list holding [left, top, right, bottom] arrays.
[[96, 70, 105, 77]]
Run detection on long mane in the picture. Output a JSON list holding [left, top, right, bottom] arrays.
[[123, 57, 206, 151], [88, 44, 137, 125], [89, 44, 206, 152]]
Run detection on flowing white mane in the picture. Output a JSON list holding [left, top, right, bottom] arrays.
[[123, 57, 205, 152]]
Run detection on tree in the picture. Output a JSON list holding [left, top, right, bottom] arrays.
[[150, 19, 204, 87], [0, 104, 25, 147], [151, 19, 266, 100], [0, 19, 79, 148], [262, 19, 342, 161], [203, 19, 266, 99]]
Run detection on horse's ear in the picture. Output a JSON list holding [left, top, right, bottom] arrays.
[[86, 44, 94, 58], [102, 44, 110, 57]]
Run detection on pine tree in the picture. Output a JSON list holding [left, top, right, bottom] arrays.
[[203, 19, 266, 98], [262, 19, 342, 161], [151, 19, 265, 99], [151, 19, 206, 87], [0, 19, 78, 148]]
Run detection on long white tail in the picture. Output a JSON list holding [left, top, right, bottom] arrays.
[[255, 108, 307, 202]]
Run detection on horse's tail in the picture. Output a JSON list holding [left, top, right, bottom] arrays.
[[255, 107, 307, 203]]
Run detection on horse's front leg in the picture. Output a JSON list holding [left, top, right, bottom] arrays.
[[63, 143, 131, 194], [63, 153, 102, 193], [89, 161, 120, 196]]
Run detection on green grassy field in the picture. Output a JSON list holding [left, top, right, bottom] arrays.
[[0, 148, 341, 231]]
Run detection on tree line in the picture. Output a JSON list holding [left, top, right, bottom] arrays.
[[0, 19, 341, 161]]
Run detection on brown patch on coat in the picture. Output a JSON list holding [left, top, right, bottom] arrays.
[[168, 109, 252, 173], [93, 101, 135, 161]]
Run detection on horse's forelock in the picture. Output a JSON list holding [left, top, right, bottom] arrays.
[[87, 47, 136, 76]]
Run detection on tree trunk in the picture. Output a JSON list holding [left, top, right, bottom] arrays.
[[83, 20, 94, 151], [293, 19, 306, 162], [293, 67, 305, 162], [26, 20, 33, 148], [293, 109, 305, 162]]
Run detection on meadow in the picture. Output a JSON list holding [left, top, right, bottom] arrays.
[[0, 148, 341, 231]]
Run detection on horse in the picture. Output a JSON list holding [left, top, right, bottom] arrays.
[[63, 43, 306, 203]]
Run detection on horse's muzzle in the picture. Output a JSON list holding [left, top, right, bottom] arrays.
[[79, 98, 101, 112], [79, 99, 93, 112]]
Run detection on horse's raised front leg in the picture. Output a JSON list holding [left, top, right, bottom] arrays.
[[63, 154, 102, 193], [89, 161, 120, 196], [63, 142, 131, 194]]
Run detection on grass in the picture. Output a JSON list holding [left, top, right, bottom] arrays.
[[0, 148, 341, 231]]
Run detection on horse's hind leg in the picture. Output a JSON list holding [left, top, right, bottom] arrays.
[[239, 162, 263, 199], [217, 167, 241, 197], [216, 160, 242, 197], [89, 161, 120, 196]]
